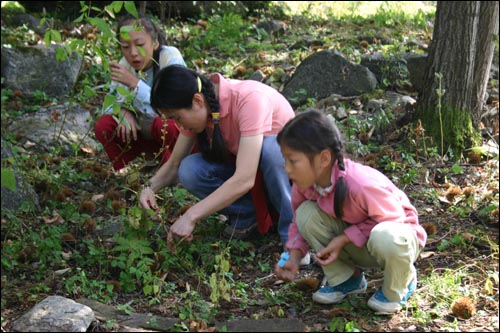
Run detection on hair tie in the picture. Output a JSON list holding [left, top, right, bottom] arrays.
[[212, 112, 220, 124], [197, 76, 202, 93], [337, 169, 347, 179]]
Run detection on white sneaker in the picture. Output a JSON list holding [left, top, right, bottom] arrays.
[[367, 277, 417, 314], [312, 273, 367, 304], [299, 251, 311, 266]]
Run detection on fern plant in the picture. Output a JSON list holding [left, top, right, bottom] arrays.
[[111, 236, 154, 292]]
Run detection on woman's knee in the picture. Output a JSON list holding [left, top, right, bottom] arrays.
[[178, 154, 204, 190]]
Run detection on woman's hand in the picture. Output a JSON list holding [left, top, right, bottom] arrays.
[[116, 109, 139, 143], [110, 62, 139, 89], [139, 186, 158, 211], [274, 249, 301, 282], [167, 214, 196, 248]]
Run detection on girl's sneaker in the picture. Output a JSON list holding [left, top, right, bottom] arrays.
[[312, 272, 367, 304], [367, 277, 417, 313], [299, 251, 311, 266]]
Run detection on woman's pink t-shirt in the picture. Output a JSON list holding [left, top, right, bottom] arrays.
[[180, 73, 295, 155]]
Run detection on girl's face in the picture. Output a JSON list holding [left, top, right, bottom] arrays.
[[281, 144, 332, 189], [119, 28, 157, 71], [158, 94, 208, 134]]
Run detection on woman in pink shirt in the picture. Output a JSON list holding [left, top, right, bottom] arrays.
[[275, 109, 427, 314], [138, 65, 295, 245]]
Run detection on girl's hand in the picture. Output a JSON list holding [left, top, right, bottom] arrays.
[[316, 234, 350, 266], [110, 62, 139, 89], [116, 109, 139, 143], [274, 249, 301, 282], [139, 186, 158, 211]]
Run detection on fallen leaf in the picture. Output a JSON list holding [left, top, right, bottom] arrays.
[[54, 268, 71, 276], [420, 251, 435, 259], [294, 277, 320, 291], [81, 146, 95, 155], [23, 140, 36, 149], [51, 110, 59, 121], [91, 194, 105, 202], [42, 212, 64, 224]]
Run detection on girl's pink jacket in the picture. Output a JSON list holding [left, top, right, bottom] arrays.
[[286, 159, 427, 256]]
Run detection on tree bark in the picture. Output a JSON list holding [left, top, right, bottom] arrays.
[[139, 1, 147, 16], [471, 1, 499, 126], [416, 1, 498, 158]]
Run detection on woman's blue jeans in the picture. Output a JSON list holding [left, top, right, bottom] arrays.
[[177, 135, 292, 244]]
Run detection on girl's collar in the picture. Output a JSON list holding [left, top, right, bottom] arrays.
[[313, 183, 334, 197]]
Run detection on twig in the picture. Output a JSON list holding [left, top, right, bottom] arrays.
[[255, 273, 275, 283], [423, 229, 454, 250]]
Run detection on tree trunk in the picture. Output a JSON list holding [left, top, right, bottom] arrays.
[[139, 1, 147, 16], [416, 1, 498, 159], [471, 1, 499, 126]]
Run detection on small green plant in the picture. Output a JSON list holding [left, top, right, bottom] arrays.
[[328, 317, 361, 332], [110, 235, 155, 293], [176, 290, 215, 322], [400, 167, 419, 185], [257, 260, 271, 273], [117, 303, 134, 315], [437, 234, 467, 252], [104, 319, 118, 331], [0, 167, 16, 192], [209, 243, 232, 305], [64, 267, 115, 302], [435, 72, 445, 158], [197, 13, 250, 55], [127, 205, 154, 235]]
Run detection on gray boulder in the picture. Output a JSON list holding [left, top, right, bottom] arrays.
[[11, 296, 94, 332], [282, 50, 377, 108], [1, 138, 40, 213], [1, 44, 81, 99]]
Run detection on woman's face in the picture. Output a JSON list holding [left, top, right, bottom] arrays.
[[158, 96, 208, 134], [119, 28, 157, 71]]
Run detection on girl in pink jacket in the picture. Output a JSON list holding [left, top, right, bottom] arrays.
[[275, 109, 427, 314]]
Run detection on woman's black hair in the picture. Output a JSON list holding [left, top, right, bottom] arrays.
[[277, 109, 348, 219], [151, 65, 227, 163], [116, 14, 167, 77]]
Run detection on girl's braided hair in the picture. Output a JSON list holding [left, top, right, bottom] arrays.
[[277, 109, 348, 218], [151, 65, 227, 163]]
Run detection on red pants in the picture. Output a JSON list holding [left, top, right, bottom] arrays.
[[94, 114, 180, 171]]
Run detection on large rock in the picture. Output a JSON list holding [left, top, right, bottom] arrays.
[[360, 52, 409, 87], [1, 138, 40, 213], [10, 296, 95, 332], [222, 318, 307, 332], [405, 53, 428, 92], [282, 50, 377, 108], [7, 13, 48, 34], [7, 104, 98, 152], [360, 52, 428, 92], [1, 44, 81, 99]]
